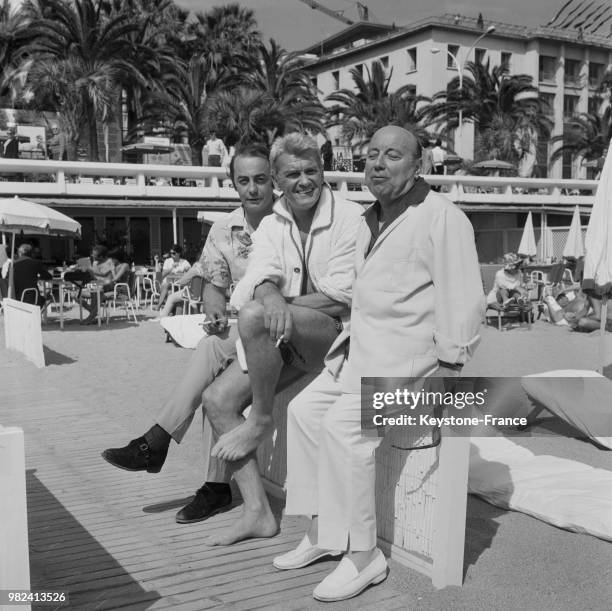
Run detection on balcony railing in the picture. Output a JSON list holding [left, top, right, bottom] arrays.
[[539, 70, 556, 83], [564, 74, 582, 88], [0, 158, 598, 210]]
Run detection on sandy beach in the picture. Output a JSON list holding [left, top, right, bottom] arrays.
[[1, 309, 611, 610]]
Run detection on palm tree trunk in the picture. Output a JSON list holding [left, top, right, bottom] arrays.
[[84, 96, 100, 162]]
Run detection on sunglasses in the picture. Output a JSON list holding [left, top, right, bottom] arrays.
[[169, 251, 178, 255]]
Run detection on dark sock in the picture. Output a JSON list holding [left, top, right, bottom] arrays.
[[205, 482, 231, 496], [144, 424, 171, 450]]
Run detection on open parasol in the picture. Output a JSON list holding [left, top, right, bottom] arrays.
[[563, 205, 585, 260], [0, 196, 81, 298], [517, 211, 537, 257], [583, 141, 612, 372]]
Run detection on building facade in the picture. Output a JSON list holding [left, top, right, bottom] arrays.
[[303, 13, 612, 179]]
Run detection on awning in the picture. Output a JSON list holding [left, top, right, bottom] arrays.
[[24, 197, 239, 211]]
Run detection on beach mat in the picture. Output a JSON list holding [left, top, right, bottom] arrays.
[[469, 436, 612, 542]]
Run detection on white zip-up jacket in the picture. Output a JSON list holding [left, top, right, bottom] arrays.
[[230, 185, 363, 311]]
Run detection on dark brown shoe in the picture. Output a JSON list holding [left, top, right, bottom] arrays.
[[101, 437, 167, 473]]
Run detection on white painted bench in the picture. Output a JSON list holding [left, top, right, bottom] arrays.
[[0, 426, 31, 604]]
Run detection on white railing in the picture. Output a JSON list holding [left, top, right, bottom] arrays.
[[0, 158, 598, 210]]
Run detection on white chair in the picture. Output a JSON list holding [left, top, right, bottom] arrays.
[[108, 282, 138, 323], [140, 276, 159, 309]]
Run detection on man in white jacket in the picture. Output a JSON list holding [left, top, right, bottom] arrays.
[[274, 126, 484, 602], [201, 132, 363, 546]]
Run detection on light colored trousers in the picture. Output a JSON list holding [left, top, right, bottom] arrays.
[[285, 368, 383, 552], [157, 326, 239, 482]]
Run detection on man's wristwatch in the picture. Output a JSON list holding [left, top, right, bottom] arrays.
[[438, 360, 463, 371]]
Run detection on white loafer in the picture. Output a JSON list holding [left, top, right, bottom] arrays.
[[273, 535, 342, 570], [313, 548, 387, 602]]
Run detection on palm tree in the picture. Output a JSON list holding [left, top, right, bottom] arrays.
[[143, 55, 223, 164], [186, 4, 261, 70], [550, 110, 612, 168], [24, 0, 148, 161], [425, 60, 552, 166], [205, 39, 325, 147], [326, 60, 430, 146], [0, 0, 38, 105], [99, 0, 190, 143]]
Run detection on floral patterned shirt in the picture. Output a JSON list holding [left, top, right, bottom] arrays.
[[199, 207, 254, 289]]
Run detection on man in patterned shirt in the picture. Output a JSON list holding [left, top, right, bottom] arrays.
[[102, 143, 276, 521]]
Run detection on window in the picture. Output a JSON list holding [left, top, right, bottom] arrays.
[[564, 59, 581, 87], [475, 48, 486, 64], [563, 94, 579, 119], [539, 56, 556, 83], [406, 47, 417, 72], [535, 140, 549, 178], [310, 75, 317, 89], [588, 96, 600, 115], [447, 44, 459, 69], [355, 63, 364, 77], [540, 93, 555, 117], [589, 62, 604, 88], [501, 52, 512, 71], [332, 70, 339, 90], [562, 150, 573, 179], [380, 56, 389, 69]]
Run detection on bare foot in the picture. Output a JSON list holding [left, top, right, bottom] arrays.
[[205, 504, 278, 546], [211, 416, 274, 461]]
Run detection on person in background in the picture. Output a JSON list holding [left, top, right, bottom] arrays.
[[486, 253, 527, 307], [205, 130, 228, 167], [48, 124, 67, 160], [154, 245, 191, 311], [11, 243, 52, 305], [3, 124, 19, 159], [321, 139, 333, 171], [81, 245, 115, 324], [420, 138, 433, 175], [431, 139, 445, 175], [108, 249, 131, 285]]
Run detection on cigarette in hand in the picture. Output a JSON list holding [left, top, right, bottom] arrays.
[[275, 334, 285, 348]]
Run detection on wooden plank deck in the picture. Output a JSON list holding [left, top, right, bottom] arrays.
[[0, 322, 416, 610]]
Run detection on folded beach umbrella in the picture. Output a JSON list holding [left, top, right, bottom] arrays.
[[0, 195, 81, 298], [583, 140, 612, 371], [517, 211, 537, 257], [563, 205, 585, 259], [542, 227, 555, 261]]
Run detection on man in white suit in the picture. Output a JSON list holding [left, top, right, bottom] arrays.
[[274, 126, 484, 602]]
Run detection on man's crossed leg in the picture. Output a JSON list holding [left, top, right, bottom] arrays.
[[203, 302, 341, 545]]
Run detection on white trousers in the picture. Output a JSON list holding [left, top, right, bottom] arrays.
[[285, 368, 382, 551]]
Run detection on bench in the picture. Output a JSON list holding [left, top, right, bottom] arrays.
[[0, 427, 31, 596], [203, 374, 470, 588]]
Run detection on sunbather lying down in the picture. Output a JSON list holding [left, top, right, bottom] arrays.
[[559, 291, 612, 332]]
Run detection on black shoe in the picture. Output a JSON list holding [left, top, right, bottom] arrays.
[[175, 484, 232, 524], [101, 437, 168, 473]]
